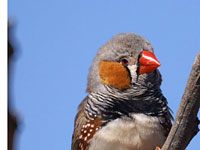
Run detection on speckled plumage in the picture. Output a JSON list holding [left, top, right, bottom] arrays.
[[72, 33, 173, 150]]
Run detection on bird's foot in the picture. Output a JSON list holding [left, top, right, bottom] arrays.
[[155, 146, 161, 150]]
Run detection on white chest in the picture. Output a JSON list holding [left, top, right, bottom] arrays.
[[89, 114, 166, 150]]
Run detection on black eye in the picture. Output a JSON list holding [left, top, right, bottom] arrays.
[[120, 58, 129, 66]]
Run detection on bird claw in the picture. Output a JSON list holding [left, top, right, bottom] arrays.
[[155, 146, 161, 150]]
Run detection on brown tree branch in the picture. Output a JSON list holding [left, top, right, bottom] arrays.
[[161, 53, 200, 150]]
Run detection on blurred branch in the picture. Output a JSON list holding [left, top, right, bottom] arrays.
[[8, 24, 19, 150], [161, 53, 200, 150]]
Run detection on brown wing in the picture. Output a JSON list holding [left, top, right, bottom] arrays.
[[71, 97, 103, 150], [160, 112, 173, 137]]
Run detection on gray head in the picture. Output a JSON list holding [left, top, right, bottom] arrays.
[[87, 33, 162, 95]]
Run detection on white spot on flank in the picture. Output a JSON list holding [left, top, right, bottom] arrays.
[[79, 135, 83, 139]]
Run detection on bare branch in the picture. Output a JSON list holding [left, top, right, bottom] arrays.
[[161, 53, 200, 150]]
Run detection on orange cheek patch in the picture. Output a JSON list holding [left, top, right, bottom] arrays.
[[99, 61, 131, 90]]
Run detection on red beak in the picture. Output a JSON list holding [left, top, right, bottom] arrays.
[[139, 50, 160, 74]]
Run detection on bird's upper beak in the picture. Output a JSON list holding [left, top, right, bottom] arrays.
[[138, 50, 160, 74]]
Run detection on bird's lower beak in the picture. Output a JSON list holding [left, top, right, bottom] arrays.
[[138, 50, 160, 74]]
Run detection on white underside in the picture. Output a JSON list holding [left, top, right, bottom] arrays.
[[89, 114, 165, 150]]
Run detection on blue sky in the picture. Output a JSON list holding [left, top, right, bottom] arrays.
[[9, 1, 200, 150]]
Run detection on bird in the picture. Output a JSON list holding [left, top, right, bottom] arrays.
[[71, 33, 173, 150]]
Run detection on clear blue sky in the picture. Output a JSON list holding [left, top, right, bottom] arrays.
[[9, 1, 200, 150]]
